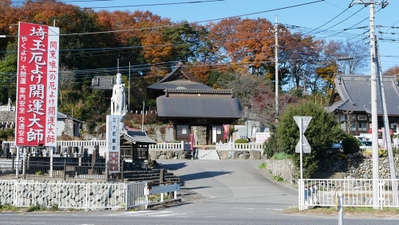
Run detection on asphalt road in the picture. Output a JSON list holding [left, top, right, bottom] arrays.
[[1, 160, 399, 225]]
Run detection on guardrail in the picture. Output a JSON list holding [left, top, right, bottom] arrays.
[[144, 183, 180, 209], [299, 179, 399, 210], [215, 142, 264, 151], [149, 142, 185, 151]]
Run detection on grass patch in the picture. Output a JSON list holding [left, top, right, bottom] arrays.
[[34, 171, 44, 176], [272, 152, 292, 160], [26, 204, 45, 212], [285, 207, 399, 217], [0, 204, 18, 211], [273, 175, 284, 182], [258, 162, 267, 169]]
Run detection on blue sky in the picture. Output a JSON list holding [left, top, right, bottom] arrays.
[[66, 0, 399, 73]]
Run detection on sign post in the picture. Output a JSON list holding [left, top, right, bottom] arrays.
[[294, 116, 312, 179], [336, 192, 344, 225], [294, 116, 312, 211], [106, 115, 121, 175]]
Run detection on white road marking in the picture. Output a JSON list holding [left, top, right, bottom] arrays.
[[110, 210, 185, 218]]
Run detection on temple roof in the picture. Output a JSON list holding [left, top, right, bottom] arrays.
[[147, 62, 212, 91], [156, 92, 242, 119], [327, 75, 399, 116], [121, 129, 156, 144]]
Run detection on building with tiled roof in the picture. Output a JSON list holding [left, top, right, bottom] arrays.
[[147, 62, 242, 144], [328, 75, 399, 135]]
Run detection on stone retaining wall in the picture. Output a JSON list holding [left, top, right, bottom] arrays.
[[217, 150, 263, 160], [149, 149, 264, 160], [149, 150, 187, 160], [265, 159, 295, 184], [346, 155, 399, 179], [0, 180, 126, 209]]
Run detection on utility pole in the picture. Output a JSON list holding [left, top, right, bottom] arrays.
[[274, 16, 279, 121], [141, 101, 145, 131], [349, 0, 389, 209], [376, 37, 398, 205], [117, 58, 120, 74], [128, 61, 131, 112]]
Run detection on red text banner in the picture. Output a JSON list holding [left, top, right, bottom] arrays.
[[15, 22, 59, 147]]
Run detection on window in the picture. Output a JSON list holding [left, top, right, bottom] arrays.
[[339, 115, 345, 122], [359, 122, 367, 131], [350, 122, 356, 131], [358, 115, 368, 121], [176, 125, 189, 136]]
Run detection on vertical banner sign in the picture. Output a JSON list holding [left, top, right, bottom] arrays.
[[223, 124, 229, 140], [15, 22, 59, 147], [190, 134, 194, 151], [106, 115, 120, 174]]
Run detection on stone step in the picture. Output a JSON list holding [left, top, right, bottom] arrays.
[[197, 150, 220, 160]]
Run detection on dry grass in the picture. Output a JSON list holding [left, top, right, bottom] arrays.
[[284, 207, 399, 217]]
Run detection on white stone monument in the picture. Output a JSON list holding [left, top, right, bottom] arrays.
[[111, 73, 127, 119]]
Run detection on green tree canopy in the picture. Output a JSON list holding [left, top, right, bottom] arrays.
[[277, 101, 344, 177]]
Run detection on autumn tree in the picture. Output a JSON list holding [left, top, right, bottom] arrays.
[[0, 41, 16, 104], [209, 18, 279, 76], [385, 66, 399, 79], [316, 40, 368, 97]]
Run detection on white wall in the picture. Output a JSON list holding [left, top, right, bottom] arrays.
[[56, 120, 65, 137]]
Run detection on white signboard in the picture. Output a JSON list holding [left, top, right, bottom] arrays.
[[106, 115, 120, 174], [294, 116, 312, 154], [295, 136, 311, 153], [255, 132, 270, 144], [294, 116, 312, 131]]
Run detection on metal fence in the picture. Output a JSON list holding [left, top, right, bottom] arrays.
[[126, 182, 147, 208], [299, 179, 399, 210]]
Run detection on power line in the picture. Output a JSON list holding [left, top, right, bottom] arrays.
[[83, 0, 225, 9], [312, 6, 366, 35], [307, 7, 350, 34], [1, 0, 325, 38]]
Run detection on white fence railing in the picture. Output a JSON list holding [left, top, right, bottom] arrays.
[[215, 142, 264, 151], [3, 140, 106, 148], [299, 179, 399, 210], [0, 180, 178, 210], [149, 142, 185, 151]]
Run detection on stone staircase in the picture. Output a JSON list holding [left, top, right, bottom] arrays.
[[197, 150, 220, 160]]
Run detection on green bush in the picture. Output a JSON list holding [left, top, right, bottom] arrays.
[[342, 135, 360, 155], [264, 134, 277, 159], [235, 138, 249, 144], [27, 204, 43, 212], [272, 152, 292, 160], [273, 175, 284, 182], [276, 101, 344, 178], [258, 162, 267, 169]]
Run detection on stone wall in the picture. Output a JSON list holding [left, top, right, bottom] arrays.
[[265, 159, 295, 184], [346, 155, 399, 179], [0, 180, 126, 209], [217, 150, 263, 160], [149, 150, 187, 160]]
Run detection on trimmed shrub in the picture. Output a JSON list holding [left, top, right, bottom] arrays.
[[235, 138, 249, 144], [342, 135, 360, 155], [276, 101, 344, 178]]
